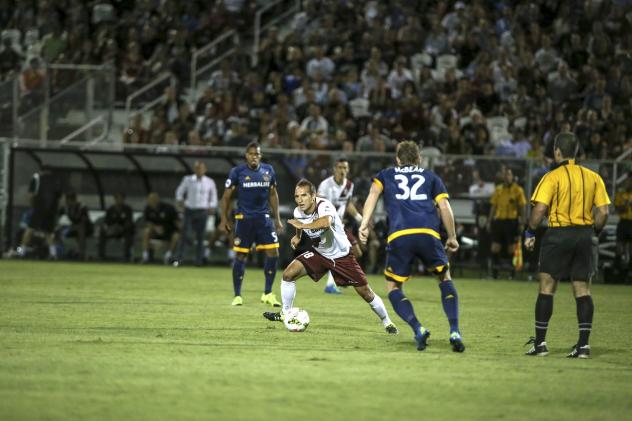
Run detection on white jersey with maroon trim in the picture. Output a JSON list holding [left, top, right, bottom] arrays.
[[293, 198, 350, 259], [317, 176, 354, 219]]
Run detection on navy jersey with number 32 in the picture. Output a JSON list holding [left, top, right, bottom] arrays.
[[374, 165, 449, 243]]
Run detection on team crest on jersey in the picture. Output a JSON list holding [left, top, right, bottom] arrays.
[[234, 237, 241, 246], [263, 174, 270, 182], [245, 176, 251, 181]]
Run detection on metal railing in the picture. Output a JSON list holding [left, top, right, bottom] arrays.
[[124, 71, 174, 123], [613, 147, 632, 187], [252, 0, 302, 67], [59, 115, 108, 145], [189, 30, 240, 102], [11, 63, 114, 143]]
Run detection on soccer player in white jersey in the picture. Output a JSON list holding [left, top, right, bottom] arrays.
[[317, 158, 364, 294], [263, 179, 398, 334]]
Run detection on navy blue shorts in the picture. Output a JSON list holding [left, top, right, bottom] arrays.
[[232, 215, 279, 253], [384, 234, 448, 282]]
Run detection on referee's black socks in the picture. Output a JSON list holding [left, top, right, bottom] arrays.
[[535, 293, 553, 344], [576, 295, 594, 347]]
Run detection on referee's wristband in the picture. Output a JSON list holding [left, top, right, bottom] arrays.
[[524, 228, 536, 239]]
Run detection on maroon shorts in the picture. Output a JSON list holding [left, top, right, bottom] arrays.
[[296, 249, 368, 287], [345, 227, 358, 246]]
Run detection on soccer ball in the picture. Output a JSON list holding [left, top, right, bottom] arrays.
[[283, 308, 310, 332]]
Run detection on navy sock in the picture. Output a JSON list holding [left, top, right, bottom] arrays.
[[439, 280, 459, 334], [232, 259, 246, 296], [388, 289, 422, 336], [263, 256, 278, 294], [535, 293, 553, 344], [576, 295, 594, 347]]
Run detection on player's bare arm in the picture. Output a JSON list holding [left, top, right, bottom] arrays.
[[287, 216, 332, 231], [290, 226, 302, 250], [346, 200, 363, 224], [524, 201, 548, 251], [219, 187, 235, 233], [269, 184, 284, 233], [437, 198, 459, 252], [593, 204, 609, 234], [359, 183, 382, 245]]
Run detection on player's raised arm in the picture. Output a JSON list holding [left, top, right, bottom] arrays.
[[360, 182, 382, 245], [288, 215, 332, 231], [437, 197, 459, 252]]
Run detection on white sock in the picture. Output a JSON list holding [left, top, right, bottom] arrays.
[[48, 245, 57, 258], [281, 280, 296, 313], [369, 295, 392, 326], [142, 250, 149, 260], [326, 271, 336, 287]]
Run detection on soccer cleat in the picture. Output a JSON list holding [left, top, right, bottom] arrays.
[[415, 328, 431, 351], [385, 323, 399, 334], [172, 260, 181, 267], [231, 296, 243, 306], [524, 337, 549, 356], [450, 332, 465, 353], [324, 284, 342, 294], [261, 293, 281, 307], [567, 344, 591, 359], [263, 311, 283, 322]]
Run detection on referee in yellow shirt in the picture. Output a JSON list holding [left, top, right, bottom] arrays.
[[487, 168, 526, 278], [614, 177, 632, 274], [524, 132, 610, 358]]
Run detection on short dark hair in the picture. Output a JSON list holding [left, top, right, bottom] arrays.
[[554, 132, 579, 159], [335, 157, 349, 164], [246, 141, 261, 152], [296, 178, 316, 194], [396, 140, 421, 166]]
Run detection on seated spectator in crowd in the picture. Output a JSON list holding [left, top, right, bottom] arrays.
[[19, 57, 45, 109], [306, 46, 335, 80], [98, 193, 135, 262], [0, 37, 22, 79], [141, 192, 179, 264], [469, 169, 495, 198], [356, 124, 392, 152], [386, 56, 413, 99], [300, 103, 328, 135], [59, 192, 94, 261]]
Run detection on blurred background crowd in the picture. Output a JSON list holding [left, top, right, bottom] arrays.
[[1, 0, 631, 159]]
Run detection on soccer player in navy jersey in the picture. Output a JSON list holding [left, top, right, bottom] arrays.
[[359, 141, 465, 352], [219, 141, 284, 307]]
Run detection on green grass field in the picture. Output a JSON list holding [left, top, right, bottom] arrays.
[[1, 260, 631, 420]]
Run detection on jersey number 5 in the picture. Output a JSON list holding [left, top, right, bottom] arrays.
[[394, 174, 427, 200]]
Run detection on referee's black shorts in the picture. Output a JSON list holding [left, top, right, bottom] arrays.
[[491, 219, 520, 246], [539, 226, 594, 281], [616, 219, 632, 242]]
